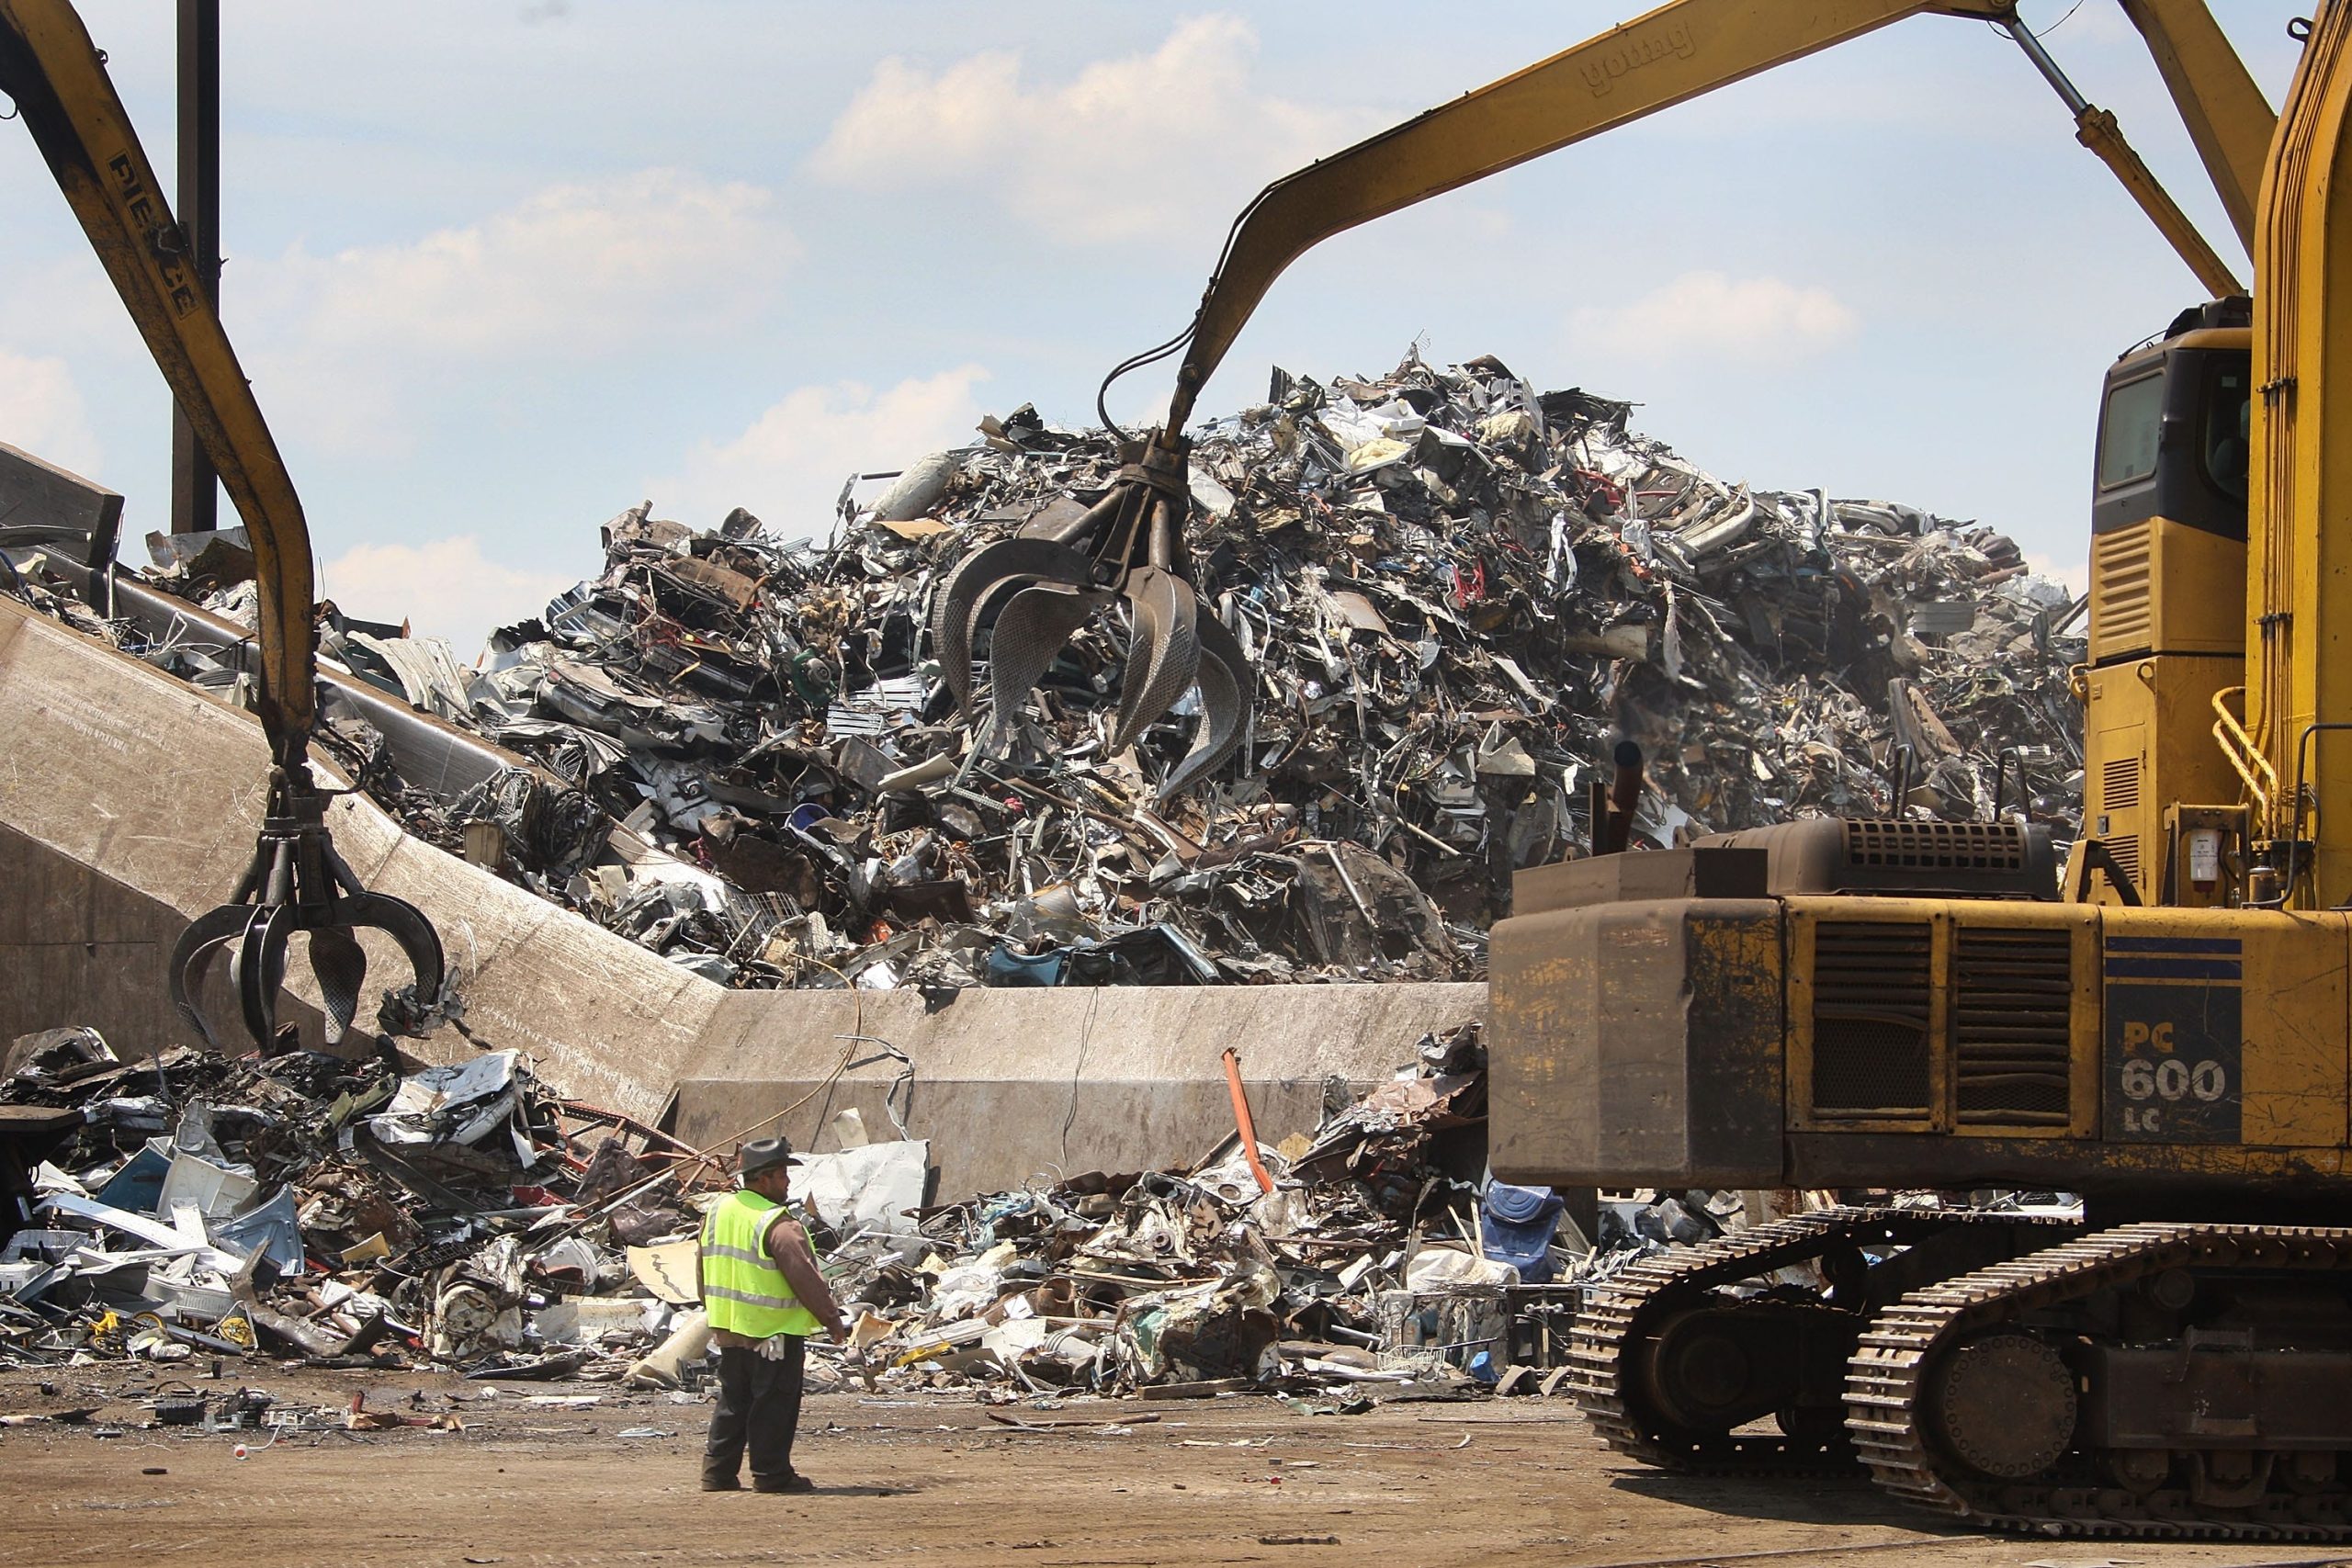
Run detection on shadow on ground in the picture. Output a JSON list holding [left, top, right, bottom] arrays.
[[1608, 1470, 1963, 1537]]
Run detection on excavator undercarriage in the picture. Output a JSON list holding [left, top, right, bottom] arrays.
[[1572, 1208, 2352, 1539]]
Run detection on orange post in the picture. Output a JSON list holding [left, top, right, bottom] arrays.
[[1221, 1047, 1277, 1195]]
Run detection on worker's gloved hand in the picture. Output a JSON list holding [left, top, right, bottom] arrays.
[[757, 1333, 795, 1361]]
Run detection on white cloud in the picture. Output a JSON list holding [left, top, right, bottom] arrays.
[[320, 534, 580, 657], [808, 16, 1364, 243], [655, 365, 993, 539], [243, 170, 796, 457], [0, 346, 102, 479], [1570, 270, 1860, 361], [270, 169, 792, 361]]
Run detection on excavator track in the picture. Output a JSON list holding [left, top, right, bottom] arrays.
[[1848, 1223, 2352, 1540], [1567, 1205, 2077, 1476]]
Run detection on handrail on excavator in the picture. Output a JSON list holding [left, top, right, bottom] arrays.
[[2213, 685, 2280, 825]]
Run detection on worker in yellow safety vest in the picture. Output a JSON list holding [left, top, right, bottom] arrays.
[[697, 1135, 847, 1494]]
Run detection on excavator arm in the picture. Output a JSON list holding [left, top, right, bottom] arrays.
[[0, 0, 442, 1051], [1171, 0, 2008, 434], [937, 0, 2268, 795], [2117, 0, 2276, 252], [0, 0, 313, 761], [1166, 0, 2267, 434]]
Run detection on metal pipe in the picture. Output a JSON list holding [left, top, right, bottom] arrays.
[[1316, 841, 1377, 927], [2001, 14, 2245, 297], [169, 0, 220, 536], [1595, 739, 1643, 856], [1583, 772, 1611, 857], [2000, 15, 2091, 113]]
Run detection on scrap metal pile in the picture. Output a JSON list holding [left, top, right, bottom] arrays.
[[1, 350, 2086, 993], [1, 1020, 2076, 1408], [0, 1025, 714, 1382], [1, 1020, 1626, 1399]]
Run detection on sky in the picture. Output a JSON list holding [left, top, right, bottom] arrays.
[[0, 2, 2313, 652]]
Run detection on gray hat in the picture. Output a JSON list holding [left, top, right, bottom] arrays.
[[737, 1135, 793, 1177]]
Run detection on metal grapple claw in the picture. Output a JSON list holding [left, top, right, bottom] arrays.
[[1158, 610, 1252, 800], [1109, 566, 1199, 753], [930, 433, 1255, 793], [930, 536, 1100, 715], [168, 766, 447, 1053], [984, 582, 1113, 749]]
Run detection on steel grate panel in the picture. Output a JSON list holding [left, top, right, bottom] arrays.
[[2101, 756, 2142, 814], [2105, 834, 2142, 887], [1951, 926, 2074, 1125], [1811, 921, 1932, 1116], [1841, 820, 2029, 873], [2091, 524, 2153, 653]]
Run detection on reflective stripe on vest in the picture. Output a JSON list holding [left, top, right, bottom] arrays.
[[700, 1190, 822, 1338]]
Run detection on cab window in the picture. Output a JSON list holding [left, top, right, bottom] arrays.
[[2199, 361, 2251, 502], [2098, 373, 2165, 489]]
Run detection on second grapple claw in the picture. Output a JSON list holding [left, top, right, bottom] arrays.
[[169, 766, 447, 1054], [930, 434, 1252, 795]]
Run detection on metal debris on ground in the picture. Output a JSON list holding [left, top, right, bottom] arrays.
[[0, 1023, 716, 1386], [1, 350, 2085, 997], [3, 1017, 1611, 1402], [811, 1021, 1499, 1400]]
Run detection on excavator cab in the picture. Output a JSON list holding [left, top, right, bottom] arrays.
[[2090, 299, 2251, 559], [2079, 299, 2252, 906]]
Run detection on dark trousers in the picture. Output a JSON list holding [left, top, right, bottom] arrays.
[[703, 1337, 806, 1486]]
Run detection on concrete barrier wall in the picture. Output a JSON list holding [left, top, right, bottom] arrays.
[[0, 597, 1487, 1198], [668, 978, 1487, 1196], [0, 823, 331, 1051]]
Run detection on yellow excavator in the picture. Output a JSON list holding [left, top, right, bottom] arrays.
[[1472, 5, 2352, 1545], [0, 0, 443, 1051], [943, 0, 2352, 1541]]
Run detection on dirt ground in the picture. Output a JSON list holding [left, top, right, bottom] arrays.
[[1, 1362, 2346, 1568]]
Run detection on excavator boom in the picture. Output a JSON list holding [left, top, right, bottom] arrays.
[[1170, 0, 2007, 433], [2118, 0, 2277, 251], [0, 0, 313, 761], [939, 0, 2265, 794], [0, 0, 442, 1052]]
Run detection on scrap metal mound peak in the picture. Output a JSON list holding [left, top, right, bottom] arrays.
[[4, 347, 2080, 1013]]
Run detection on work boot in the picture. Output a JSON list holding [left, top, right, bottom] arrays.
[[700, 1470, 742, 1493], [752, 1473, 813, 1495]]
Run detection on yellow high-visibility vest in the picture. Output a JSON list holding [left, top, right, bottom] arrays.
[[699, 1190, 821, 1338]]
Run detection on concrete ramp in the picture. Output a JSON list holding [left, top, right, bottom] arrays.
[[0, 595, 1484, 1197]]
